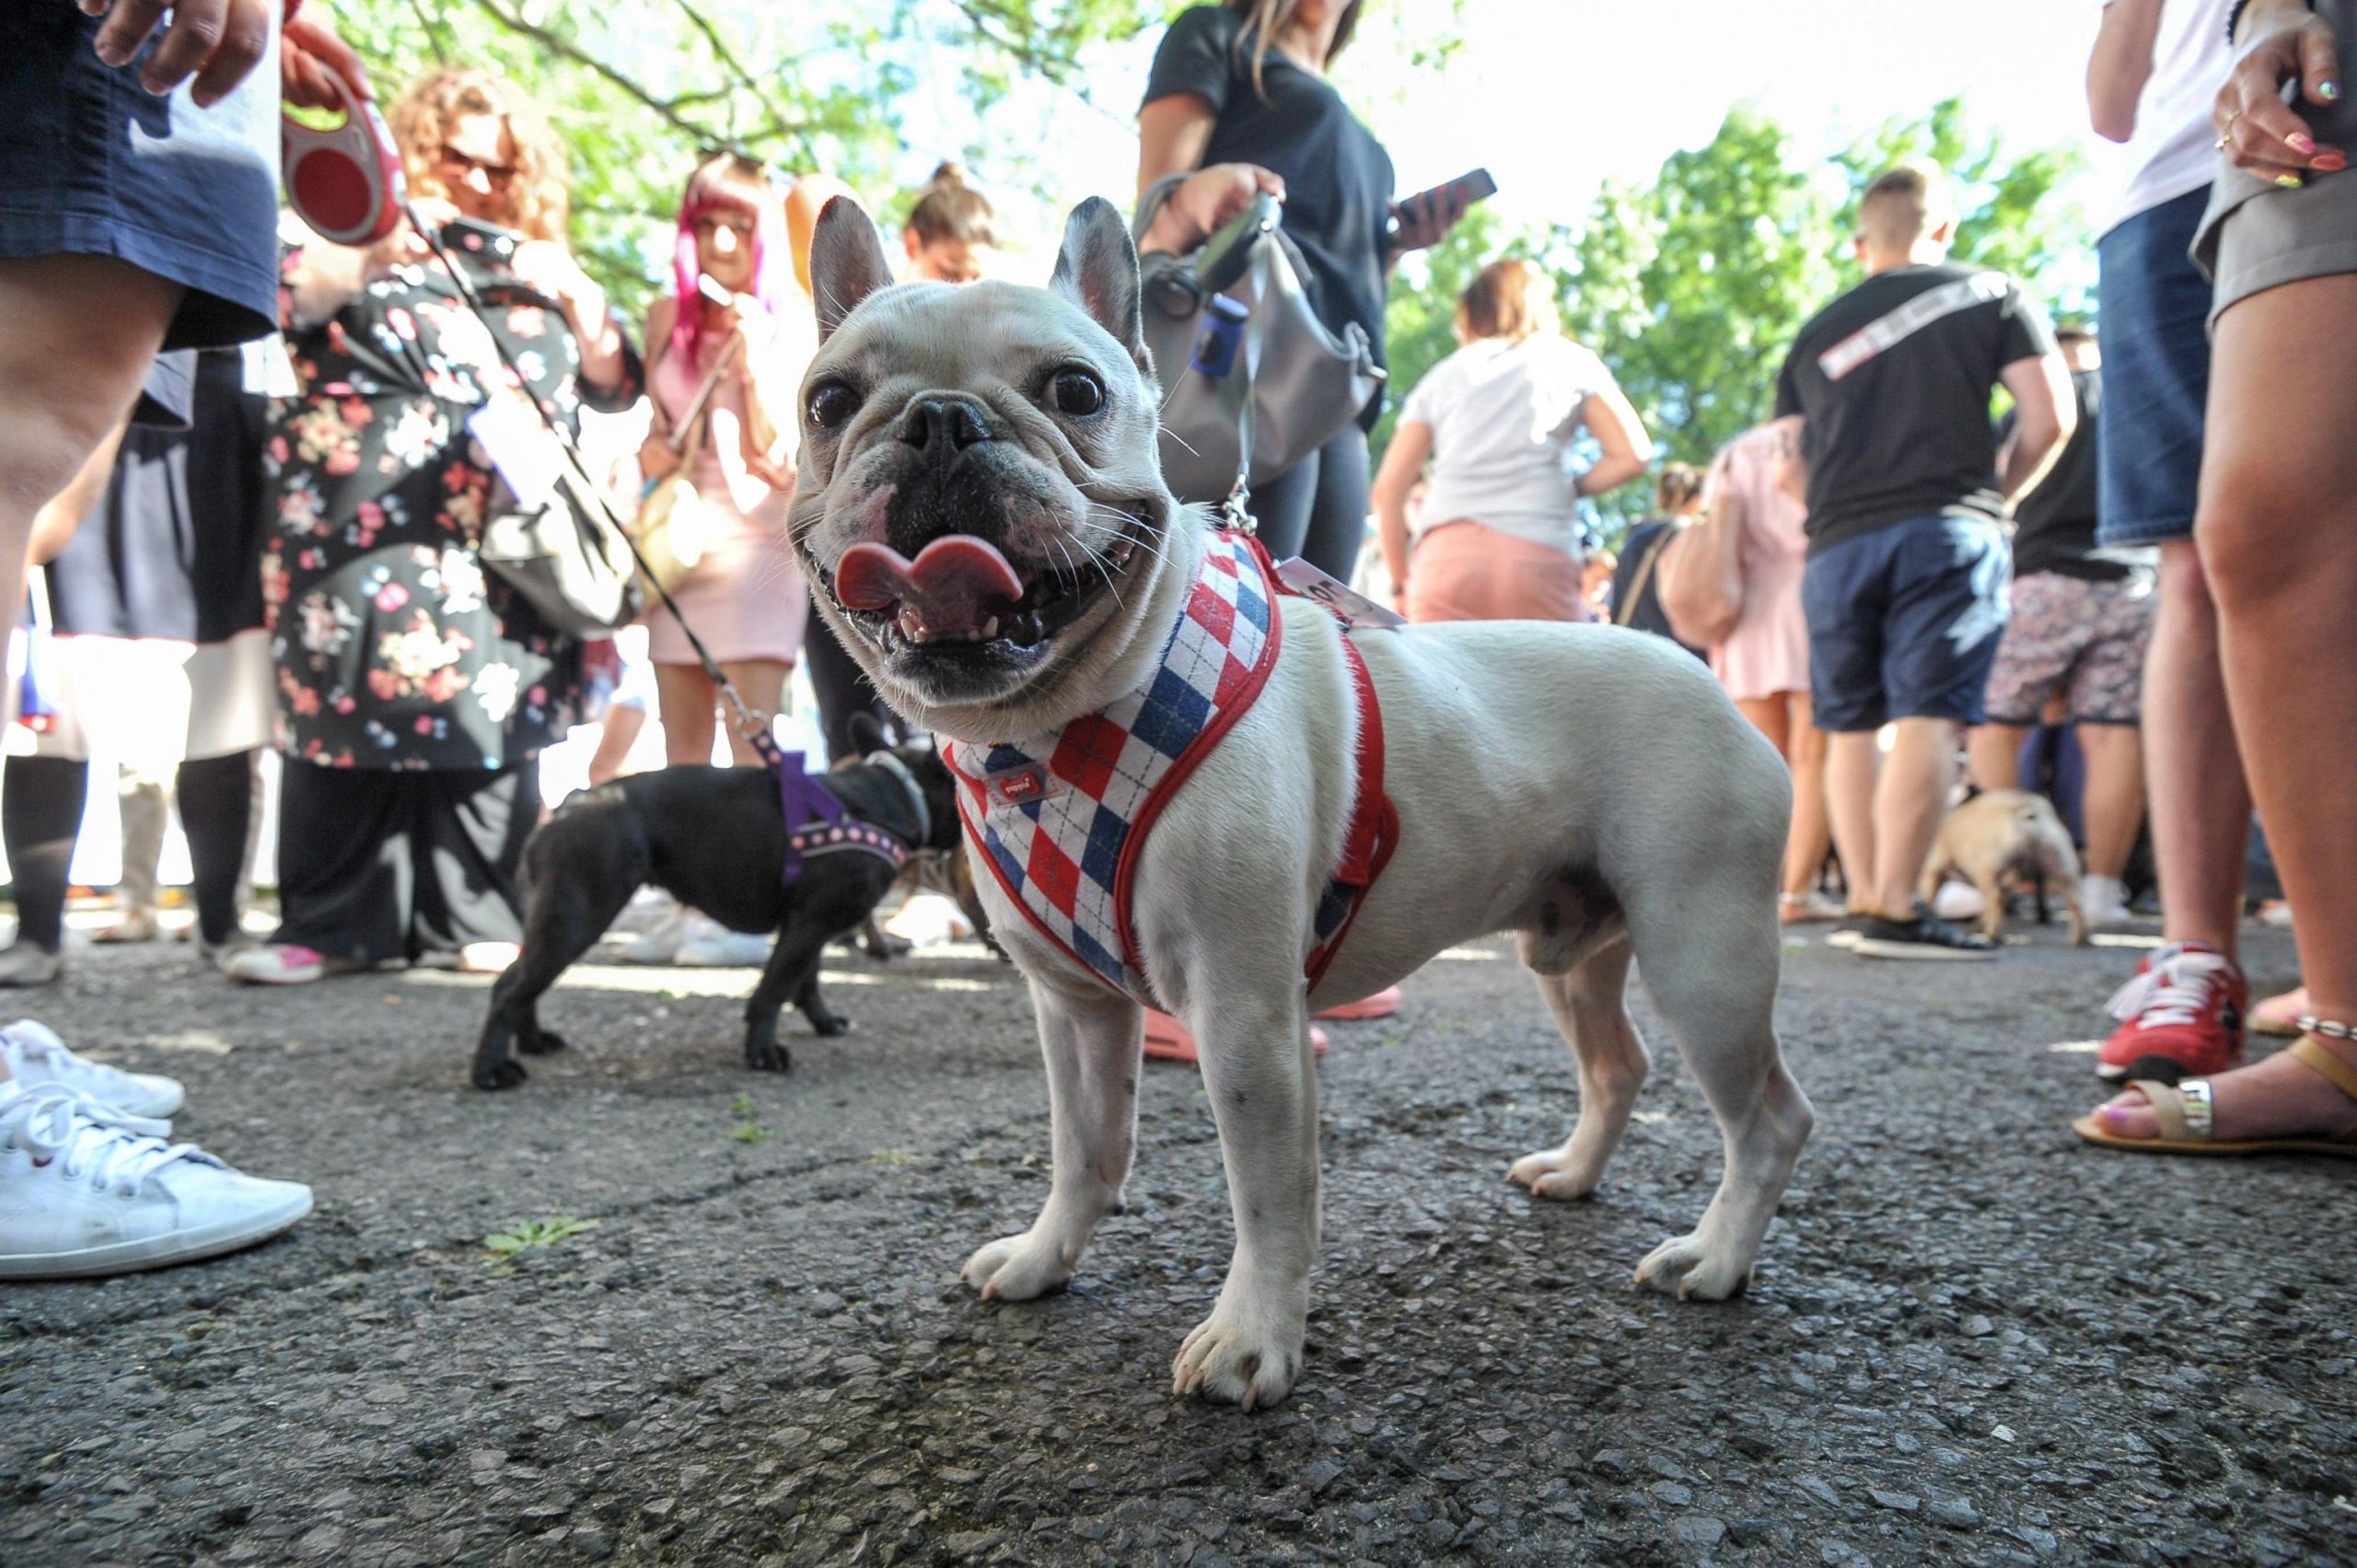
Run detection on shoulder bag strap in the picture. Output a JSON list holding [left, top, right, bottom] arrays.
[[1614, 527, 1675, 628]]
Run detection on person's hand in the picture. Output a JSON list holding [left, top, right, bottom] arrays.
[[638, 432, 682, 484], [2216, 0, 2346, 182], [86, 0, 272, 107], [1147, 164, 1285, 253], [281, 9, 374, 112], [1387, 185, 1471, 256]]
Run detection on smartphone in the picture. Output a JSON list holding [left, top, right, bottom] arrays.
[[1389, 168, 1497, 236]]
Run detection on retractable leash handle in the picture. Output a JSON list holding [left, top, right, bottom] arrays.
[[282, 64, 406, 247]]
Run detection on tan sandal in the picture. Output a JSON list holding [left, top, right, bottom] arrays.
[[2073, 1035, 2357, 1156]]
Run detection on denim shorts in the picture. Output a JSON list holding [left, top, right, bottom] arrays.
[[1803, 515, 2010, 733], [0, 5, 280, 352], [2095, 188, 2212, 548]]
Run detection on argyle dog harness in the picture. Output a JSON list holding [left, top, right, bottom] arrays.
[[778, 752, 909, 885], [945, 530, 1398, 1009]]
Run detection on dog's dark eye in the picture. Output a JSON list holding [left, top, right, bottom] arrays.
[[807, 380, 858, 431], [1050, 368, 1105, 418]]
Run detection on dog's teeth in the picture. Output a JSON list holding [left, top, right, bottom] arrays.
[[981, 615, 999, 640], [898, 609, 925, 643]]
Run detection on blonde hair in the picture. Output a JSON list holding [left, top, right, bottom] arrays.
[[389, 68, 570, 244], [1858, 159, 1955, 251], [905, 162, 1001, 250], [1223, 0, 1365, 99], [1454, 258, 1560, 343]]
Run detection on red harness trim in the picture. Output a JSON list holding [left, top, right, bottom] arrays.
[[1305, 633, 1399, 989]]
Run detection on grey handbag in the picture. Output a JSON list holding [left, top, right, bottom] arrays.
[[474, 434, 644, 636], [1133, 177, 1384, 521]]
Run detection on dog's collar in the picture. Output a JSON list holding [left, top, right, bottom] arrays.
[[869, 751, 933, 848]]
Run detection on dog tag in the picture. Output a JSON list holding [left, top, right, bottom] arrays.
[[982, 760, 1058, 809], [1272, 558, 1406, 630]]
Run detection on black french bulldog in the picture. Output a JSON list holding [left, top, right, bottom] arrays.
[[470, 732, 963, 1090]]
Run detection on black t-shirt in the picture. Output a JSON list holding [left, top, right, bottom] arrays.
[[1773, 261, 2057, 553], [2001, 366, 2122, 582], [1609, 519, 1707, 661], [1144, 5, 1395, 429]]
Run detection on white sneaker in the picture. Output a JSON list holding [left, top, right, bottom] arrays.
[[0, 1081, 312, 1279], [675, 924, 772, 968], [2080, 874, 2132, 929], [619, 905, 690, 965], [0, 942, 63, 988], [0, 1019, 183, 1120], [1932, 880, 1987, 922]]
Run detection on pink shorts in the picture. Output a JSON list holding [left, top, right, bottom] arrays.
[[1407, 519, 1591, 624]]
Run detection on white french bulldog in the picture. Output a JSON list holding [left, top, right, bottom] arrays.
[[788, 196, 1814, 1410]]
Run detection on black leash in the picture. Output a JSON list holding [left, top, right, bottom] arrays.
[[408, 206, 788, 772]]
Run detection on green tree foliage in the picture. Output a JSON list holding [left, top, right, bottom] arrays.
[[332, 0, 1167, 316], [1379, 97, 2086, 540]]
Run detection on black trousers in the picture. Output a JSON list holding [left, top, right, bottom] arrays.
[[1245, 423, 1370, 582], [273, 761, 537, 963], [0, 751, 251, 950], [802, 590, 902, 760]]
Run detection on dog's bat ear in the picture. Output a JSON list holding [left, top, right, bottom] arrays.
[[1050, 196, 1146, 372], [809, 197, 894, 343]]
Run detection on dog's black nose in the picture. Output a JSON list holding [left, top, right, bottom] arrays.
[[898, 395, 993, 453]]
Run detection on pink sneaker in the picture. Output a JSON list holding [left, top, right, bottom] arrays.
[[221, 944, 329, 986]]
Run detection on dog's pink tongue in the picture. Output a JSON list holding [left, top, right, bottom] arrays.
[[835, 536, 1027, 638]]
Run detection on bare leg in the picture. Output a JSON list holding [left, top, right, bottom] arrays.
[[1968, 722, 2028, 794], [0, 256, 181, 663], [1823, 730, 1880, 913], [654, 664, 719, 767], [1782, 693, 1832, 900], [2142, 540, 2247, 955], [2075, 723, 2146, 882], [585, 705, 646, 786], [2092, 273, 2357, 1139], [1868, 717, 1959, 916], [716, 658, 788, 767], [961, 978, 1144, 1300]]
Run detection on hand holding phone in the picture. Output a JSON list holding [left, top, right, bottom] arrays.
[[1388, 168, 1495, 254]]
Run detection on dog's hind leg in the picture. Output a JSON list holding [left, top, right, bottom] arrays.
[[1622, 885, 1813, 1302], [742, 905, 853, 1072], [961, 979, 1143, 1303], [1507, 935, 1647, 1201]]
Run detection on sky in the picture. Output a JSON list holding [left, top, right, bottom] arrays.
[[898, 0, 2119, 281]]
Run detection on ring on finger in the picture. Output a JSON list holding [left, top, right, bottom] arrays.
[[2216, 107, 2246, 149]]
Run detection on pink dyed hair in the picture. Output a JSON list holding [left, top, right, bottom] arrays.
[[669, 154, 787, 366]]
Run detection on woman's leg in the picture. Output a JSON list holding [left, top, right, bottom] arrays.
[[273, 763, 410, 964], [1734, 695, 1791, 756], [2092, 272, 2357, 1139], [1, 756, 87, 969], [716, 658, 788, 768], [175, 750, 253, 949], [655, 664, 719, 767], [1782, 691, 1833, 900], [1297, 425, 1371, 583], [1242, 450, 1316, 564], [586, 703, 646, 786], [410, 761, 537, 957], [803, 594, 898, 761]]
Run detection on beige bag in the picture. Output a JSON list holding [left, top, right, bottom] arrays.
[[633, 336, 741, 596], [1658, 493, 1747, 649]]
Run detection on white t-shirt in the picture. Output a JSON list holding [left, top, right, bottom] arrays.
[[2100, 0, 2234, 235], [1399, 334, 1615, 554]]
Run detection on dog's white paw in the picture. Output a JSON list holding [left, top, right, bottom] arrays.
[[1170, 1295, 1305, 1411], [1634, 1231, 1751, 1301], [958, 1231, 1075, 1302], [1506, 1144, 1603, 1202]]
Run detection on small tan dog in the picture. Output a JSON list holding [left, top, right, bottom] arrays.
[[1919, 789, 2086, 946]]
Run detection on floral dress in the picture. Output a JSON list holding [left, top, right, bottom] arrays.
[[266, 227, 642, 770]]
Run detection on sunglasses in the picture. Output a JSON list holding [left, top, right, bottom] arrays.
[[438, 146, 518, 188]]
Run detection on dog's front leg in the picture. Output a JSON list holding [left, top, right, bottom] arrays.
[[1170, 993, 1319, 1411], [960, 979, 1142, 1302]]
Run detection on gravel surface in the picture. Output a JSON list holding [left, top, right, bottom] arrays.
[[4, 915, 2354, 1566]]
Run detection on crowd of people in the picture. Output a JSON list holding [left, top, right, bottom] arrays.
[[1, 0, 2352, 1283]]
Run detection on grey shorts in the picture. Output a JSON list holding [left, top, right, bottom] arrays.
[[2194, 0, 2357, 323]]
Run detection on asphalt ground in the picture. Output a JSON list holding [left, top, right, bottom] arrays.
[[3, 910, 2352, 1567]]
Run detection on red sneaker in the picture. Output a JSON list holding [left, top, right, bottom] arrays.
[[1142, 1011, 1328, 1063], [2097, 941, 2248, 1083]]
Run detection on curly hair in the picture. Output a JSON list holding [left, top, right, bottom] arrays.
[[387, 68, 570, 244]]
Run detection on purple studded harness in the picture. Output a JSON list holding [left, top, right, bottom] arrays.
[[777, 751, 914, 885]]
